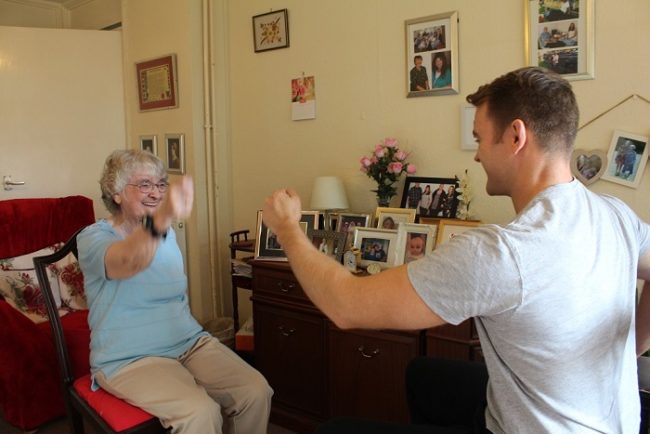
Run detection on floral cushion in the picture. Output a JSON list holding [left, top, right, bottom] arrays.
[[0, 245, 87, 323]]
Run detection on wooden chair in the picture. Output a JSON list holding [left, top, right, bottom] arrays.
[[33, 228, 167, 434], [229, 230, 255, 331]]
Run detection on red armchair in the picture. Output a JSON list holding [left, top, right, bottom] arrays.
[[0, 196, 95, 431]]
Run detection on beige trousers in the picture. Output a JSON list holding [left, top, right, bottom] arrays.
[[95, 335, 273, 434]]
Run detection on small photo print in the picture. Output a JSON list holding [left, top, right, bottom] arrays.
[[404, 233, 427, 263], [266, 229, 281, 250], [361, 238, 390, 263]]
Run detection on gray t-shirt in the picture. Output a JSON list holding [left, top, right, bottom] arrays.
[[409, 180, 650, 433]]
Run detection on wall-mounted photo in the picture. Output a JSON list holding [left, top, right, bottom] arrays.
[[164, 133, 185, 174], [400, 176, 460, 219], [252, 9, 290, 52], [395, 223, 437, 265], [374, 207, 416, 229], [136, 54, 178, 111], [570, 149, 607, 186], [601, 130, 649, 189], [353, 227, 399, 270], [255, 210, 319, 260], [139, 135, 157, 155], [526, 0, 594, 80], [405, 11, 459, 98]]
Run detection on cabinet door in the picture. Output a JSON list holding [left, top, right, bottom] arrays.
[[254, 302, 327, 418], [328, 328, 420, 423]]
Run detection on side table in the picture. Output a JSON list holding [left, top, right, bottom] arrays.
[[229, 230, 255, 331]]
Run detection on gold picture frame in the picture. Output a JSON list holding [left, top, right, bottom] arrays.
[[374, 207, 417, 229], [435, 219, 482, 247]]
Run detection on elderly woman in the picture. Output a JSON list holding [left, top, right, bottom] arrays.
[[77, 150, 272, 434]]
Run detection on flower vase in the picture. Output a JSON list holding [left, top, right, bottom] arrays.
[[376, 194, 392, 207]]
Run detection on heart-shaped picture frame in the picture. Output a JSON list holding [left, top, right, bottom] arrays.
[[570, 149, 607, 186]]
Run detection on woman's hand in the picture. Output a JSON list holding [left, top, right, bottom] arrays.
[[154, 176, 194, 232]]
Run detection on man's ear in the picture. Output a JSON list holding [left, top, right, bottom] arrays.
[[511, 119, 527, 154]]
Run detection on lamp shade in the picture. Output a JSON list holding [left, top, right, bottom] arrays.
[[310, 176, 349, 211]]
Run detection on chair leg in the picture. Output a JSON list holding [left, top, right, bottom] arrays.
[[69, 409, 85, 434]]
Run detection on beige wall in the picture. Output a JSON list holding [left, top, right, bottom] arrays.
[[227, 0, 650, 321], [122, 0, 221, 324]]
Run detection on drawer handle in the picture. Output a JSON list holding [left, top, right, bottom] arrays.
[[277, 282, 296, 293], [277, 325, 296, 337], [357, 346, 380, 358]]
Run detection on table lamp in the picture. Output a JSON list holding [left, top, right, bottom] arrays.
[[310, 176, 349, 230]]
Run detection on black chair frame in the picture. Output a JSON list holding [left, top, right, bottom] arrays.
[[33, 227, 166, 434]]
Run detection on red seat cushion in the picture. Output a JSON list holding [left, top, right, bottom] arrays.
[[73, 375, 158, 432]]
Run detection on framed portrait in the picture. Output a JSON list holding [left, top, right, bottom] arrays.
[[336, 213, 371, 234], [601, 130, 649, 189], [164, 134, 185, 174], [395, 223, 437, 265], [436, 219, 482, 247], [460, 105, 478, 151], [252, 9, 290, 53], [136, 54, 178, 111], [374, 207, 416, 230], [255, 210, 319, 260], [405, 11, 459, 98], [525, 0, 594, 81], [139, 135, 157, 155], [570, 149, 607, 186], [400, 176, 460, 219], [308, 229, 347, 263], [353, 227, 399, 270]]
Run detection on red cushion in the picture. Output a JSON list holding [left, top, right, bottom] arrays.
[[73, 375, 157, 432]]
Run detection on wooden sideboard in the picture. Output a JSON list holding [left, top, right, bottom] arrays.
[[251, 261, 482, 434]]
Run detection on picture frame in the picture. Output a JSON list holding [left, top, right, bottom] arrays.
[[400, 176, 460, 219], [460, 105, 478, 151], [374, 207, 417, 229], [139, 135, 157, 155], [405, 11, 459, 98], [308, 229, 347, 263], [601, 130, 649, 189], [336, 213, 372, 234], [436, 219, 482, 247], [252, 9, 290, 53], [570, 148, 607, 186], [164, 134, 185, 174], [395, 223, 438, 265], [136, 54, 178, 111], [525, 0, 594, 81], [353, 227, 399, 270], [255, 210, 319, 260]]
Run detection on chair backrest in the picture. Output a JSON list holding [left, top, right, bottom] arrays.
[[33, 227, 86, 390]]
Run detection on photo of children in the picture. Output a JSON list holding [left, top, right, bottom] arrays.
[[404, 233, 426, 263], [361, 238, 390, 263]]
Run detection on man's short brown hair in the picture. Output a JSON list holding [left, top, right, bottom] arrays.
[[466, 67, 579, 155]]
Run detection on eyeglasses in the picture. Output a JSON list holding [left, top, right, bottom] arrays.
[[126, 181, 169, 194]]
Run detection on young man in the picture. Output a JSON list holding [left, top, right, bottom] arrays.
[[263, 67, 650, 433]]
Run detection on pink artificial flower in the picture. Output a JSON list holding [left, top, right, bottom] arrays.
[[388, 162, 403, 173], [406, 163, 417, 174], [370, 156, 378, 163], [383, 138, 398, 148], [395, 150, 407, 161], [360, 156, 372, 167], [360, 166, 368, 173], [374, 145, 385, 158]]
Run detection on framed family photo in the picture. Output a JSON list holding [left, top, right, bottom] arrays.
[[139, 135, 157, 155], [525, 0, 594, 80], [396, 223, 437, 265], [308, 229, 347, 263], [374, 207, 416, 230], [255, 210, 319, 260], [252, 9, 290, 53], [601, 130, 649, 189], [400, 176, 460, 219], [405, 11, 459, 98], [353, 227, 399, 270], [136, 54, 178, 111], [164, 133, 185, 174]]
